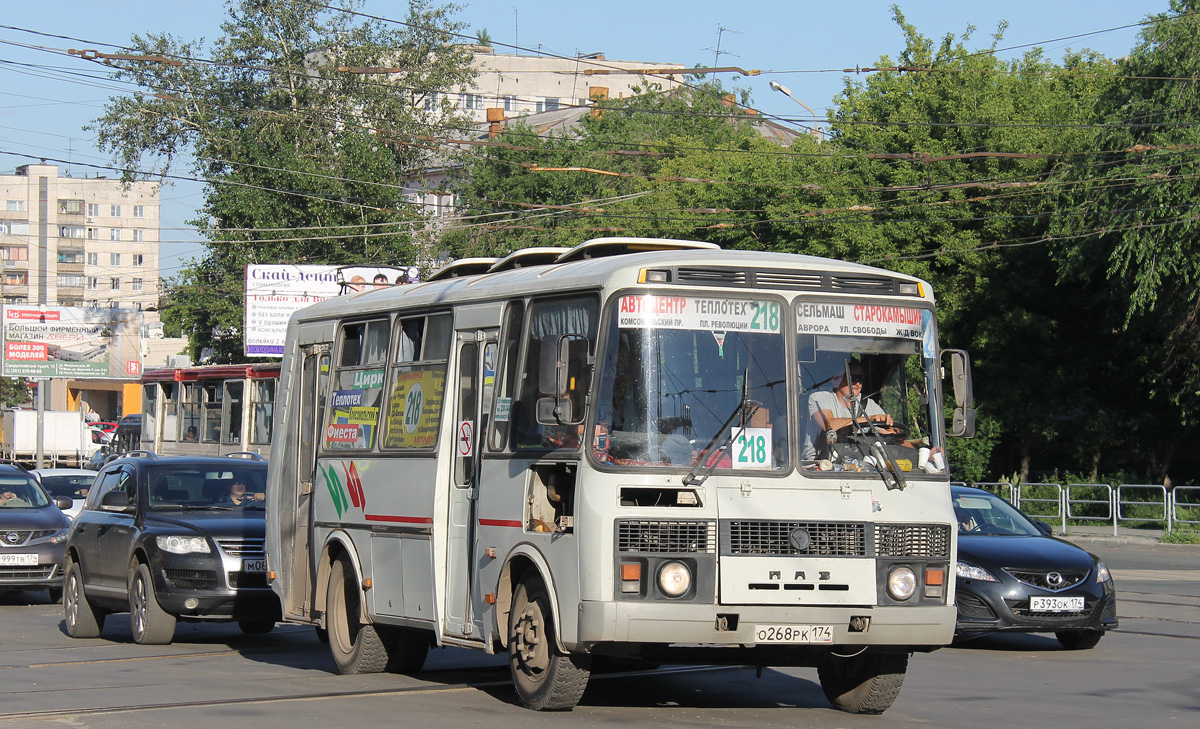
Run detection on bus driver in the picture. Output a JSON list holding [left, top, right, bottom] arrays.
[[803, 360, 901, 460]]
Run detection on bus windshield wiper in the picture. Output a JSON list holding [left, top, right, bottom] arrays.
[[844, 362, 907, 491], [683, 368, 760, 487]]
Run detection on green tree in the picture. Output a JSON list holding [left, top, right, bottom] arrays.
[[1056, 0, 1200, 482], [825, 10, 1117, 479], [92, 0, 475, 361], [0, 378, 31, 409], [448, 80, 772, 255]]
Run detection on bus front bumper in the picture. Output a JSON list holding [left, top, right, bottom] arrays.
[[576, 601, 956, 650]]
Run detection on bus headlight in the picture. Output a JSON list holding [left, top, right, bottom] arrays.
[[658, 561, 691, 597], [887, 566, 917, 600]]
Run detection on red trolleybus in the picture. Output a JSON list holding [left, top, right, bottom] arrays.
[[139, 363, 280, 459]]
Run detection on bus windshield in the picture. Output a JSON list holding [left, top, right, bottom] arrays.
[[594, 294, 789, 471], [796, 301, 943, 474]]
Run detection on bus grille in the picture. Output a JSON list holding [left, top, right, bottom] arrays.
[[676, 267, 747, 285], [672, 267, 903, 294], [723, 521, 867, 556], [721, 522, 949, 557], [616, 520, 716, 554], [874, 524, 951, 558]]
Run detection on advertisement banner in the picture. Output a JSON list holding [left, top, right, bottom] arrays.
[[245, 264, 415, 357], [0, 305, 144, 379]]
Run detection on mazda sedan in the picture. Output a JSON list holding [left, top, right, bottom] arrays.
[[952, 485, 1117, 649]]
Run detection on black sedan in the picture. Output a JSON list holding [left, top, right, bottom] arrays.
[[952, 485, 1117, 649], [63, 453, 280, 645]]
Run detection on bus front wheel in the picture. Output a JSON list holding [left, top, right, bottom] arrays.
[[508, 576, 590, 710], [817, 651, 908, 715], [326, 554, 389, 674]]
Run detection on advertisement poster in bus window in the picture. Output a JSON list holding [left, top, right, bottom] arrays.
[[384, 369, 446, 448], [324, 368, 385, 449]]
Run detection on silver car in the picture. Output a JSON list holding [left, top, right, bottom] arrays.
[[31, 468, 97, 521]]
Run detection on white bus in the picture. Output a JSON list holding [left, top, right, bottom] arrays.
[[265, 238, 974, 714]]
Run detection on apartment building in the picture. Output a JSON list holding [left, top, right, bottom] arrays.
[[0, 163, 160, 315], [453, 48, 684, 123]]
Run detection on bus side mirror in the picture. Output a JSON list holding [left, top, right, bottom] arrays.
[[943, 349, 975, 438], [539, 335, 571, 397], [537, 334, 589, 425]]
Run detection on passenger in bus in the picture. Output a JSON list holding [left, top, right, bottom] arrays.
[[803, 360, 900, 460], [184, 425, 198, 441]]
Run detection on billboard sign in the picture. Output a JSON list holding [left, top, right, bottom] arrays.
[[1, 305, 144, 379], [245, 264, 414, 357]]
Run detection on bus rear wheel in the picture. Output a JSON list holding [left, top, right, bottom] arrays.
[[508, 576, 590, 710], [326, 554, 389, 674], [817, 651, 908, 715]]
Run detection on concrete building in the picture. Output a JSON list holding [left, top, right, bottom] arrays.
[[453, 48, 685, 123], [2, 163, 171, 421], [0, 163, 161, 313]]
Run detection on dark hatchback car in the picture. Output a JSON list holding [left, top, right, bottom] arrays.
[[0, 465, 72, 602], [952, 485, 1117, 649], [63, 453, 280, 644]]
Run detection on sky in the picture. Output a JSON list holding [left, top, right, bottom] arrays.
[[0, 0, 1171, 280]]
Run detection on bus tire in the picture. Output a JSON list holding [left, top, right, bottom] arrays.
[[508, 576, 590, 710], [326, 554, 389, 674], [385, 627, 430, 674], [130, 563, 176, 645], [64, 561, 105, 638], [238, 618, 276, 634], [817, 651, 908, 715]]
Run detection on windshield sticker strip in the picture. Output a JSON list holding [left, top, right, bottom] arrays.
[[797, 303, 929, 340], [619, 295, 781, 333]]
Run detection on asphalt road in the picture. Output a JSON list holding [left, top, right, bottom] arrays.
[[1, 539, 1196, 729]]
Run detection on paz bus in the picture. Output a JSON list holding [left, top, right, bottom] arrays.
[[264, 238, 974, 715], [138, 363, 280, 458]]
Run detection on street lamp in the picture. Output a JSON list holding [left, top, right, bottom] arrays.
[[769, 80, 822, 139]]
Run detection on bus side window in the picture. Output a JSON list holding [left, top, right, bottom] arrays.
[[488, 301, 524, 451], [382, 313, 451, 451], [223, 380, 244, 444], [161, 382, 178, 442], [513, 295, 598, 450], [250, 378, 274, 445], [203, 382, 222, 443], [325, 318, 392, 451]]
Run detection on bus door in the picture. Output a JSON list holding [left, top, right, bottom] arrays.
[[279, 339, 331, 623], [444, 329, 497, 640]]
